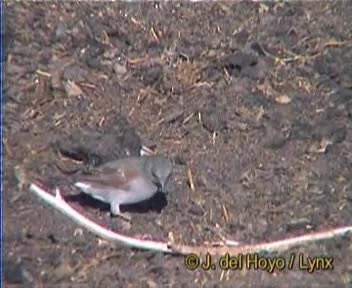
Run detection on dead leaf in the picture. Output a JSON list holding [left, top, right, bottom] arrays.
[[324, 39, 349, 48], [14, 165, 29, 192], [258, 3, 269, 13], [64, 80, 82, 97], [51, 70, 63, 90], [275, 95, 291, 104], [113, 62, 127, 77], [309, 138, 333, 153], [256, 106, 265, 121]]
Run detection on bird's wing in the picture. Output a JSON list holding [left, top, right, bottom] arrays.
[[77, 161, 141, 190], [75, 163, 141, 203]]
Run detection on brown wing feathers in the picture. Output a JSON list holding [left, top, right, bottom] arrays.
[[77, 163, 141, 190]]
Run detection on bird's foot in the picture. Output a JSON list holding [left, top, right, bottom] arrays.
[[113, 212, 131, 222], [110, 202, 131, 221]]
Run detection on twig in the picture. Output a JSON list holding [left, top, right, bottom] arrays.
[[222, 204, 229, 223], [182, 112, 195, 125], [36, 69, 52, 77], [187, 167, 195, 192], [150, 27, 160, 43], [29, 182, 352, 257], [80, 82, 96, 89], [171, 226, 352, 256]]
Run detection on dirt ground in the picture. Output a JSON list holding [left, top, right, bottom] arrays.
[[3, 2, 352, 287]]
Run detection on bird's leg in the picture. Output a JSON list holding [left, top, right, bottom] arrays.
[[111, 201, 131, 221]]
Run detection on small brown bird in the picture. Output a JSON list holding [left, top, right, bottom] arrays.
[[74, 156, 173, 220]]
